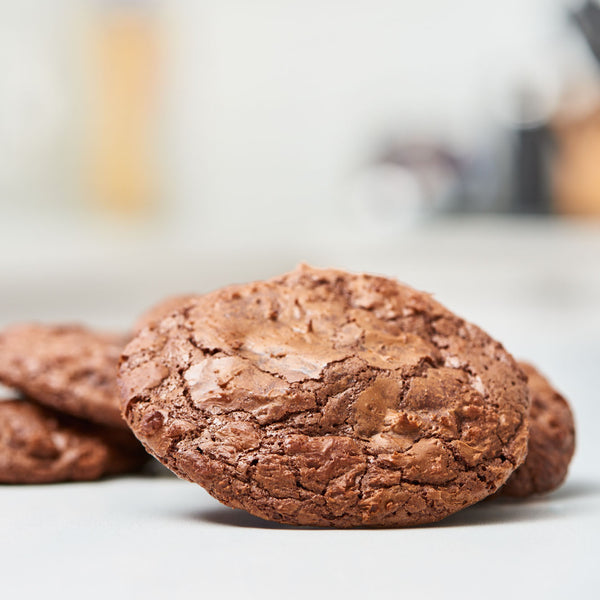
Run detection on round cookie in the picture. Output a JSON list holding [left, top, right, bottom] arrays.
[[134, 294, 199, 334], [0, 398, 148, 483], [501, 362, 575, 497], [0, 324, 127, 428], [119, 265, 530, 527]]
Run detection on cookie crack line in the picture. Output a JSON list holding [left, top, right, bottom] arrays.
[[186, 336, 223, 357]]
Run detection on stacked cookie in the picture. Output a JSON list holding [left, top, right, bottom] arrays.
[[0, 265, 575, 526], [118, 265, 575, 526], [0, 325, 148, 483]]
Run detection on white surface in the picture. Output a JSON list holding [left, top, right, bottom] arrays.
[[1, 218, 599, 599], [0, 476, 598, 599]]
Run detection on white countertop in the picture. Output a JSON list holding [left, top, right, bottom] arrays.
[[1, 217, 599, 599], [0, 474, 598, 599]]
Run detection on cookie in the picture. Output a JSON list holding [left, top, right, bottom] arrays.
[[0, 398, 148, 483], [501, 362, 575, 497], [134, 294, 199, 334], [119, 265, 529, 527], [0, 324, 126, 428]]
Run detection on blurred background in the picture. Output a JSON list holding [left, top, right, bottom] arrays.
[[0, 1, 599, 459], [4, 0, 600, 226]]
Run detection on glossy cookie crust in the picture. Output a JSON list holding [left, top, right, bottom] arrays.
[[119, 265, 529, 527]]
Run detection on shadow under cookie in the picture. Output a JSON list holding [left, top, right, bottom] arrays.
[[187, 477, 600, 530]]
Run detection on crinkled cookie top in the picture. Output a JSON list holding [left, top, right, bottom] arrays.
[[119, 265, 529, 526]]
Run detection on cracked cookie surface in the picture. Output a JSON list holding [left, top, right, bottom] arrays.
[[0, 398, 148, 483], [0, 324, 127, 428], [119, 265, 529, 526], [501, 362, 575, 497]]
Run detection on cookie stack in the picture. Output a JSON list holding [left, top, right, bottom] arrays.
[[1, 265, 575, 527], [0, 325, 148, 483], [119, 265, 575, 526]]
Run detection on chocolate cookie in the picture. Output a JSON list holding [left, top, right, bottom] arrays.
[[134, 294, 199, 334], [0, 324, 126, 428], [501, 362, 575, 497], [119, 265, 529, 527], [0, 398, 148, 483]]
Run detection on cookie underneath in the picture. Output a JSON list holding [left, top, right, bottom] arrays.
[[501, 362, 575, 497], [134, 294, 199, 334], [0, 324, 127, 428], [0, 399, 148, 483], [119, 265, 530, 527]]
